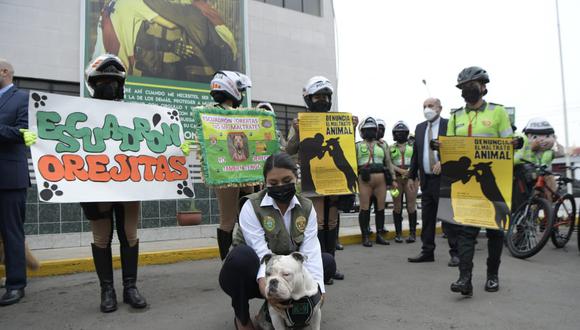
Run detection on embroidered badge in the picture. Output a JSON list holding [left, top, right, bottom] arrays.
[[263, 216, 276, 232], [295, 216, 307, 233], [482, 120, 493, 127]]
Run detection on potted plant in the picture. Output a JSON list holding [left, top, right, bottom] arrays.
[[177, 199, 202, 226]]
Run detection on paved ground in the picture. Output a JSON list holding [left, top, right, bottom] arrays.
[[1, 235, 579, 330]]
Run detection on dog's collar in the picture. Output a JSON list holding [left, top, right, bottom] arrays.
[[282, 285, 322, 329]]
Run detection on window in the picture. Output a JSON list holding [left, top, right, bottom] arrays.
[[284, 0, 302, 12], [13, 77, 80, 96], [252, 101, 304, 138], [256, 0, 321, 16]]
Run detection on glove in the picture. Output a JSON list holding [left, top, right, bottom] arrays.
[[429, 139, 440, 151], [19, 129, 37, 147], [513, 136, 524, 150], [180, 140, 193, 156]]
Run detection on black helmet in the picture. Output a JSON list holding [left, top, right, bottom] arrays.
[[456, 66, 490, 88]]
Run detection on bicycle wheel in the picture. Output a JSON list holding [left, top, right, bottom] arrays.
[[506, 196, 554, 259], [550, 194, 576, 248]]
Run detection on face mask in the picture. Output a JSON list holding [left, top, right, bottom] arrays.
[[461, 85, 482, 104], [361, 128, 377, 140], [423, 107, 438, 122], [377, 127, 385, 139], [393, 132, 408, 143], [94, 84, 120, 100], [267, 182, 296, 204], [310, 100, 331, 112]]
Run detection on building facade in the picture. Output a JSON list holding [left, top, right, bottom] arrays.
[[0, 0, 337, 247]]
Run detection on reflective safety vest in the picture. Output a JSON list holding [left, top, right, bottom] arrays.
[[356, 141, 387, 167], [390, 143, 413, 168], [447, 102, 513, 138], [232, 190, 313, 255]]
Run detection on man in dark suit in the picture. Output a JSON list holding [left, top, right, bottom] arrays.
[[0, 58, 30, 306], [407, 98, 459, 265]]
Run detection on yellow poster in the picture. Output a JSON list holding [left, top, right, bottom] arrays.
[[298, 113, 358, 196], [437, 136, 513, 230]]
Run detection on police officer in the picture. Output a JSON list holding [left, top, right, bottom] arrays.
[[356, 117, 397, 247], [390, 121, 418, 243], [82, 54, 147, 312], [447, 66, 516, 296], [286, 76, 347, 283], [206, 70, 252, 261]]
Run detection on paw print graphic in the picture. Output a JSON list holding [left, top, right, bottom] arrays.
[[167, 110, 180, 122], [31, 93, 48, 108], [177, 181, 194, 197], [39, 182, 63, 201]]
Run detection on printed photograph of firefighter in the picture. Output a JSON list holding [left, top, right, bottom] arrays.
[[227, 132, 249, 162], [84, 0, 245, 82]]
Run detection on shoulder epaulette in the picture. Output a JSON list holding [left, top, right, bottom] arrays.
[[450, 107, 463, 114]]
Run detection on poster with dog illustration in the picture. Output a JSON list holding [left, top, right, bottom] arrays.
[[27, 91, 194, 203], [437, 136, 513, 230], [194, 107, 279, 187], [298, 112, 358, 197]]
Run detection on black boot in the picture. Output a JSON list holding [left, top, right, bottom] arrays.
[[374, 209, 389, 245], [335, 216, 344, 251], [91, 244, 117, 313], [217, 228, 233, 261], [393, 211, 403, 243], [359, 210, 372, 247], [120, 241, 147, 309], [325, 227, 345, 281], [450, 272, 473, 297], [485, 274, 500, 292], [317, 229, 327, 253], [406, 212, 417, 243]]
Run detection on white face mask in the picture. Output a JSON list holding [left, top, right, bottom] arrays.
[[423, 107, 438, 122]]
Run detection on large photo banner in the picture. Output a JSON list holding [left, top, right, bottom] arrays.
[[82, 0, 248, 139], [194, 107, 279, 187], [437, 136, 513, 230], [298, 113, 358, 197], [28, 91, 193, 203]]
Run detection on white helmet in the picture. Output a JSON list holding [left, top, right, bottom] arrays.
[[257, 102, 274, 112], [392, 121, 410, 132], [210, 70, 252, 108], [85, 54, 126, 99], [358, 116, 378, 137], [302, 76, 333, 112], [523, 117, 554, 135], [376, 118, 386, 129]]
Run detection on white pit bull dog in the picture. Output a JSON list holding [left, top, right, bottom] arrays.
[[261, 252, 322, 330]]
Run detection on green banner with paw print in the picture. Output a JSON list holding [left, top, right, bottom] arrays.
[[194, 107, 279, 187]]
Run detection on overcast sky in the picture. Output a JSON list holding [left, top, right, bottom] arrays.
[[333, 0, 580, 147]]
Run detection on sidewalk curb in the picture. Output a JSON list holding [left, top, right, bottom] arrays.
[[1, 227, 442, 278]]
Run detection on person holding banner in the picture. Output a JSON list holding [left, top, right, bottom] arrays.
[[0, 59, 31, 306], [205, 70, 254, 261], [286, 76, 347, 283], [219, 152, 333, 330], [356, 117, 397, 247], [81, 54, 147, 313], [446, 66, 515, 296], [390, 121, 418, 243]]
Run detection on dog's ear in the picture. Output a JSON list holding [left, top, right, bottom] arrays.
[[261, 253, 273, 265], [290, 252, 307, 263]]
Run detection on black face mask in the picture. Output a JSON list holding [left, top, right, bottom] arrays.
[[361, 128, 377, 140], [267, 183, 296, 204], [310, 100, 331, 112], [393, 132, 408, 143], [461, 85, 482, 104], [377, 128, 385, 139], [94, 84, 121, 100]]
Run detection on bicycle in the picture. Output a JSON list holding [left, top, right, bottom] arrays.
[[506, 162, 555, 259], [549, 166, 577, 248]]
